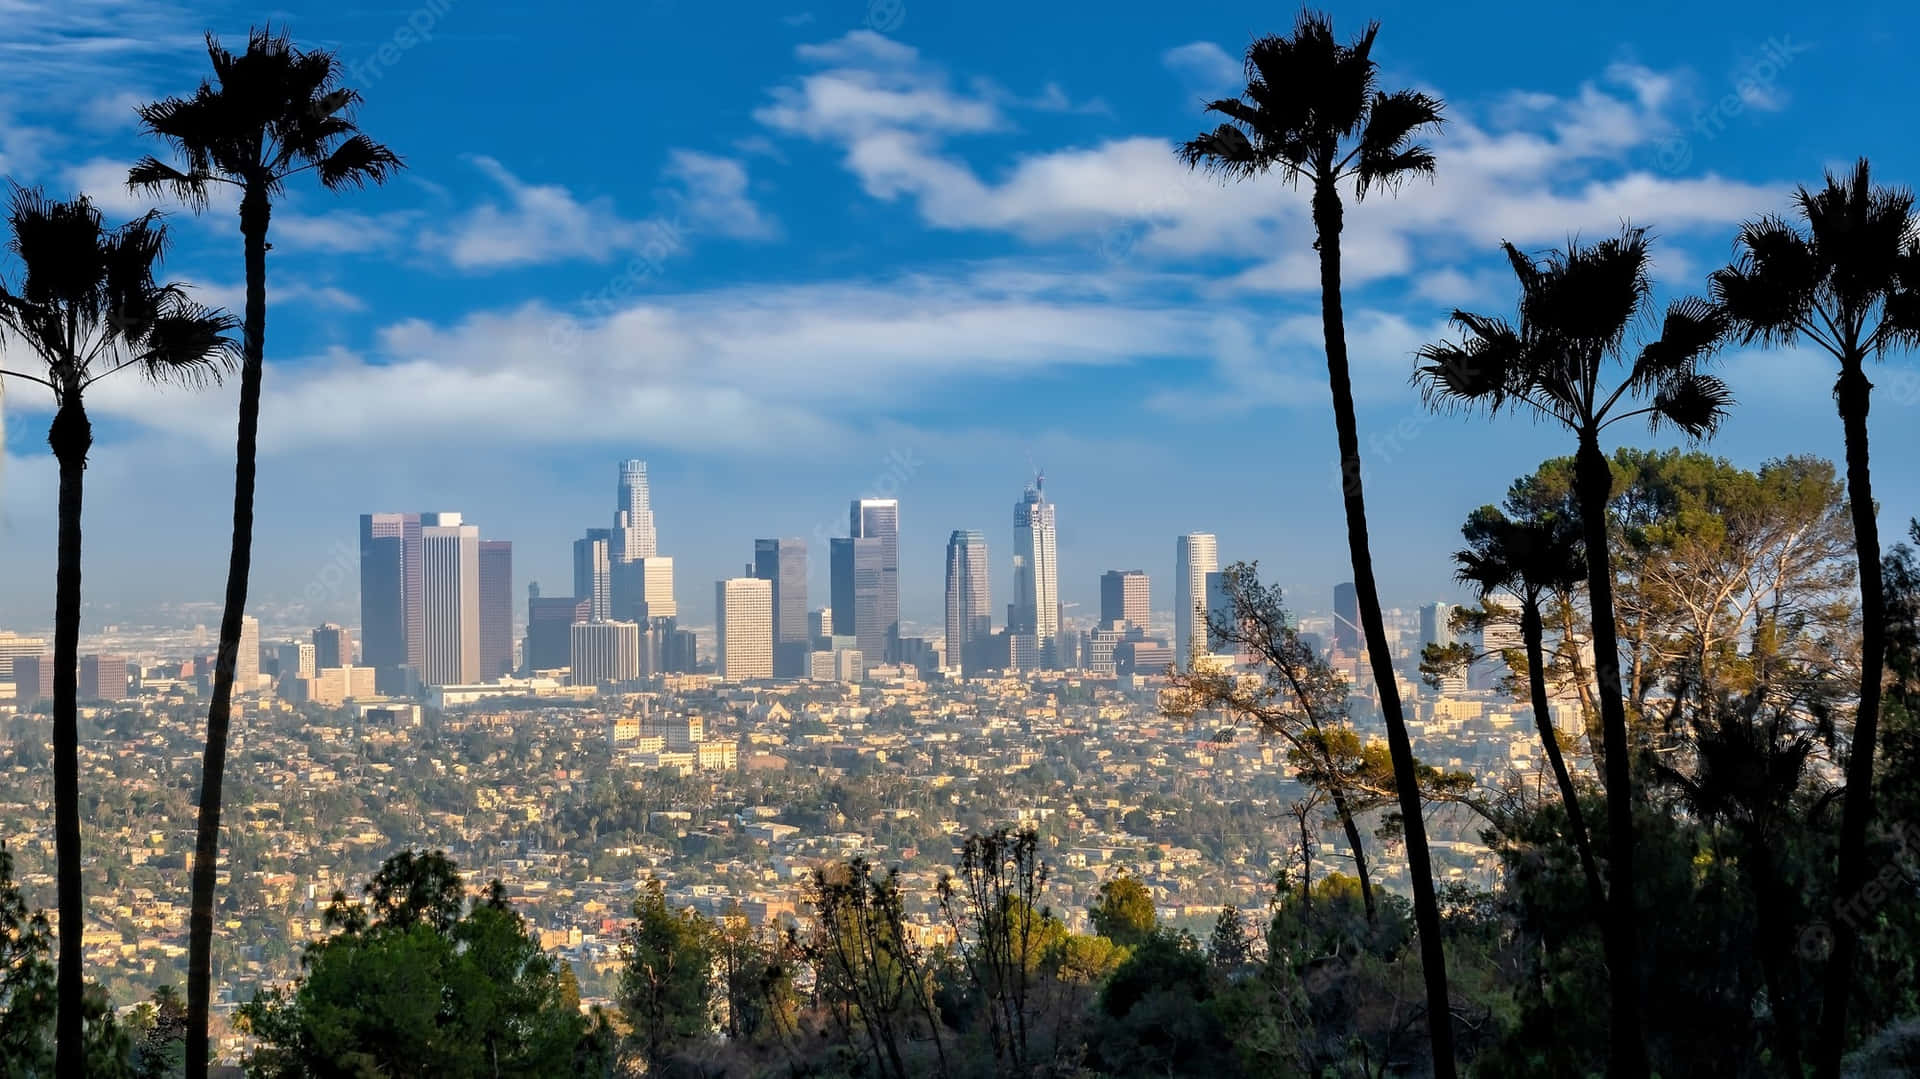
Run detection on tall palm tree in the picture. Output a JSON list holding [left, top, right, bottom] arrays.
[[1708, 158, 1920, 1078], [0, 188, 236, 1075], [128, 28, 401, 1076], [1449, 502, 1603, 910], [1175, 14, 1456, 1073], [1413, 227, 1730, 1078]]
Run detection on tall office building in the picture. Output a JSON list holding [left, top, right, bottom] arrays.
[[573, 529, 612, 621], [753, 539, 809, 677], [569, 620, 640, 686], [237, 614, 261, 690], [809, 608, 833, 649], [1420, 602, 1455, 649], [527, 592, 590, 672], [944, 530, 991, 674], [358, 512, 423, 676], [274, 641, 317, 681], [850, 499, 899, 661], [1174, 533, 1218, 669], [312, 623, 351, 669], [79, 655, 130, 701], [11, 655, 52, 705], [1100, 570, 1150, 629], [421, 516, 480, 685], [478, 540, 514, 681], [830, 536, 886, 666], [1010, 478, 1060, 666], [614, 459, 659, 561], [634, 556, 676, 620], [1334, 582, 1361, 654], [1205, 570, 1236, 654], [717, 577, 774, 681]]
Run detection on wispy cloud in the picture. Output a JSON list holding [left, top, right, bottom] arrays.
[[421, 152, 778, 270]]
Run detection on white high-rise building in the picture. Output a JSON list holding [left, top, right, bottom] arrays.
[[1175, 532, 1219, 670], [636, 556, 676, 619], [944, 530, 991, 674], [421, 515, 481, 686], [615, 459, 658, 561], [0, 632, 46, 681], [570, 619, 640, 686], [237, 614, 261, 690], [1011, 476, 1059, 666], [716, 577, 773, 682]]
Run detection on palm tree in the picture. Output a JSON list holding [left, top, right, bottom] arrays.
[[1175, 14, 1456, 1073], [1448, 501, 1603, 911], [1708, 158, 1920, 1078], [0, 188, 236, 1075], [1413, 226, 1731, 1078], [128, 28, 401, 1076]]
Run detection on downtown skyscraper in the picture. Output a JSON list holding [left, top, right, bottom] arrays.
[[830, 536, 885, 665], [1175, 532, 1218, 669], [421, 514, 481, 685], [478, 540, 514, 680], [944, 530, 991, 675], [753, 538, 809, 677], [614, 459, 658, 561], [716, 576, 774, 681], [573, 528, 612, 621], [849, 498, 900, 661], [359, 512, 423, 686], [1010, 477, 1059, 667], [1100, 570, 1150, 629]]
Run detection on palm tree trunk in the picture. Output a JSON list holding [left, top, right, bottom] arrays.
[[1326, 785, 1377, 924], [186, 183, 269, 1079], [50, 398, 89, 1079], [1311, 175, 1454, 1078], [1747, 836, 1803, 1077], [1522, 599, 1605, 914], [1815, 361, 1885, 1079], [1573, 432, 1647, 1079]]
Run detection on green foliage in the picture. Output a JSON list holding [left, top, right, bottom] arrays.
[[1089, 875, 1156, 950], [238, 850, 588, 1078], [616, 879, 717, 1070]]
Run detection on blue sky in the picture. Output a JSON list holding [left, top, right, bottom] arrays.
[[2, 0, 1919, 636]]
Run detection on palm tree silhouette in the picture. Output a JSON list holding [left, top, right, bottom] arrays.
[[1708, 158, 1920, 1079], [128, 28, 401, 1076], [1414, 226, 1730, 1078], [1448, 500, 1603, 912], [0, 189, 236, 1073], [1175, 14, 1456, 1073]]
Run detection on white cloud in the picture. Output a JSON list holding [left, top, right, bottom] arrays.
[[1162, 42, 1241, 98], [660, 150, 781, 241], [758, 34, 1796, 290], [6, 268, 1244, 457], [422, 152, 777, 270]]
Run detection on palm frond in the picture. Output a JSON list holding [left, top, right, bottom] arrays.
[[316, 134, 405, 191], [1648, 373, 1734, 439], [1412, 312, 1523, 414], [1354, 89, 1443, 199], [1710, 215, 1817, 346], [1631, 296, 1729, 393], [128, 298, 241, 388]]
